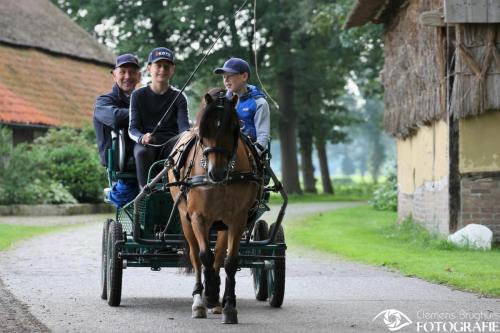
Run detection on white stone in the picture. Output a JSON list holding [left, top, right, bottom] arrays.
[[447, 224, 493, 250]]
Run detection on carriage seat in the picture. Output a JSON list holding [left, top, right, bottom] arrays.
[[109, 129, 136, 177], [104, 130, 139, 206]]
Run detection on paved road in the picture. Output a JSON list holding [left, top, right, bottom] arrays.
[[0, 202, 499, 333]]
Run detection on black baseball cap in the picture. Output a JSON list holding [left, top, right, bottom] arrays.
[[115, 53, 140, 68], [148, 47, 175, 64], [214, 58, 250, 76]]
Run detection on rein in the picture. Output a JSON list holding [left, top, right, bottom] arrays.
[[150, 129, 263, 240]]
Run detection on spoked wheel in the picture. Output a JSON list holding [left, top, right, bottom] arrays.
[[267, 223, 285, 308], [106, 220, 123, 306], [100, 219, 112, 300], [251, 220, 268, 301]]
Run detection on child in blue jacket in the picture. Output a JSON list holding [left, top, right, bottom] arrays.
[[214, 58, 270, 154]]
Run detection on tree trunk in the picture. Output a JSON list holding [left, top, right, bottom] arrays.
[[369, 136, 385, 184], [277, 29, 301, 194], [299, 132, 316, 193], [278, 82, 301, 194], [315, 139, 334, 194]]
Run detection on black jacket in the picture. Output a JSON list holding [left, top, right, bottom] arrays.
[[128, 86, 189, 144], [93, 84, 133, 166]]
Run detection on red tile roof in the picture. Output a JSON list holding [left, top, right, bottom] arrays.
[[0, 44, 114, 128]]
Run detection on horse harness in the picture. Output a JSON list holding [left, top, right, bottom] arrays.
[[151, 94, 267, 238], [166, 131, 262, 191]]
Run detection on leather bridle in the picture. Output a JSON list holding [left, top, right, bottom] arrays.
[[198, 92, 239, 184]]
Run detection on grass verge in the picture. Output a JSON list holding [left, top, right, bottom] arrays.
[[287, 205, 500, 297], [268, 177, 378, 204], [269, 192, 369, 205], [0, 224, 64, 251]]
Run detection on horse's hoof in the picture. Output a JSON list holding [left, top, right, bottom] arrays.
[[210, 304, 222, 314], [222, 307, 238, 324], [192, 307, 207, 318], [192, 294, 207, 318]]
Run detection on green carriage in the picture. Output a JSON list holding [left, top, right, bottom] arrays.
[[100, 130, 288, 308]]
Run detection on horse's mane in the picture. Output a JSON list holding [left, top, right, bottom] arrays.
[[197, 87, 238, 140]]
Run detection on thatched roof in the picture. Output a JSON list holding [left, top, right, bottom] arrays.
[[0, 0, 114, 66], [381, 0, 447, 138], [344, 0, 390, 29], [346, 0, 447, 138]]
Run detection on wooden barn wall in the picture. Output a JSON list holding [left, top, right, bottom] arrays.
[[450, 24, 500, 118], [382, 0, 446, 138]]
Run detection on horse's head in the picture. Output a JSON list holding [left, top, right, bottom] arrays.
[[197, 88, 239, 183]]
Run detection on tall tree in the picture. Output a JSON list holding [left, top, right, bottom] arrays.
[[54, 0, 384, 193], [292, 0, 382, 193], [54, 0, 307, 193], [293, 1, 359, 193], [364, 99, 386, 183]]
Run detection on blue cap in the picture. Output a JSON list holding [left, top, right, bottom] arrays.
[[214, 58, 250, 76], [148, 47, 175, 64], [115, 53, 140, 68]]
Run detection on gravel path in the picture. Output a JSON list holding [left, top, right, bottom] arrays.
[[0, 279, 49, 333], [0, 202, 499, 333]]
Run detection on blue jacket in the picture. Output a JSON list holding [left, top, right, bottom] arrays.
[[93, 84, 134, 166], [230, 84, 270, 149]]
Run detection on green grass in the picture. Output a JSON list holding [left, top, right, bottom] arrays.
[[0, 224, 64, 251], [269, 192, 369, 204], [287, 205, 500, 297], [268, 178, 377, 204]]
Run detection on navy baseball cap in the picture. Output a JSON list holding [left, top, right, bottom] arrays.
[[148, 47, 175, 64], [214, 58, 250, 76], [115, 53, 140, 68]]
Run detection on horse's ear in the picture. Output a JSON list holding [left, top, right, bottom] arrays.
[[230, 94, 238, 108], [204, 93, 213, 105]]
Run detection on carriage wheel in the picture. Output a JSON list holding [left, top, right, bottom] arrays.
[[251, 220, 268, 301], [100, 219, 112, 300], [267, 223, 285, 308], [106, 220, 123, 306]]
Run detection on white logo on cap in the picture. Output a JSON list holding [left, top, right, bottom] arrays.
[[156, 51, 171, 57]]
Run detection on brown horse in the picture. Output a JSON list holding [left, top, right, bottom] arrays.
[[168, 88, 261, 324]]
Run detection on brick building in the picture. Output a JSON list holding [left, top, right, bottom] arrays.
[[0, 0, 115, 144], [346, 0, 500, 241]]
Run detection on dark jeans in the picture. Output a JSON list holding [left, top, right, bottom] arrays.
[[134, 134, 180, 188]]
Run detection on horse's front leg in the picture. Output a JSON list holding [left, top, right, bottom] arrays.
[[179, 213, 205, 318], [191, 213, 220, 309], [222, 219, 245, 324], [210, 230, 227, 314]]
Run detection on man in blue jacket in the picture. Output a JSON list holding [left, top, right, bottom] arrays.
[[93, 53, 141, 166], [214, 57, 270, 154], [129, 47, 190, 188]]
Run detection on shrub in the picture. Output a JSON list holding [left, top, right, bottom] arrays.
[[370, 167, 397, 211], [31, 127, 106, 203], [22, 179, 77, 204], [0, 127, 77, 204]]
